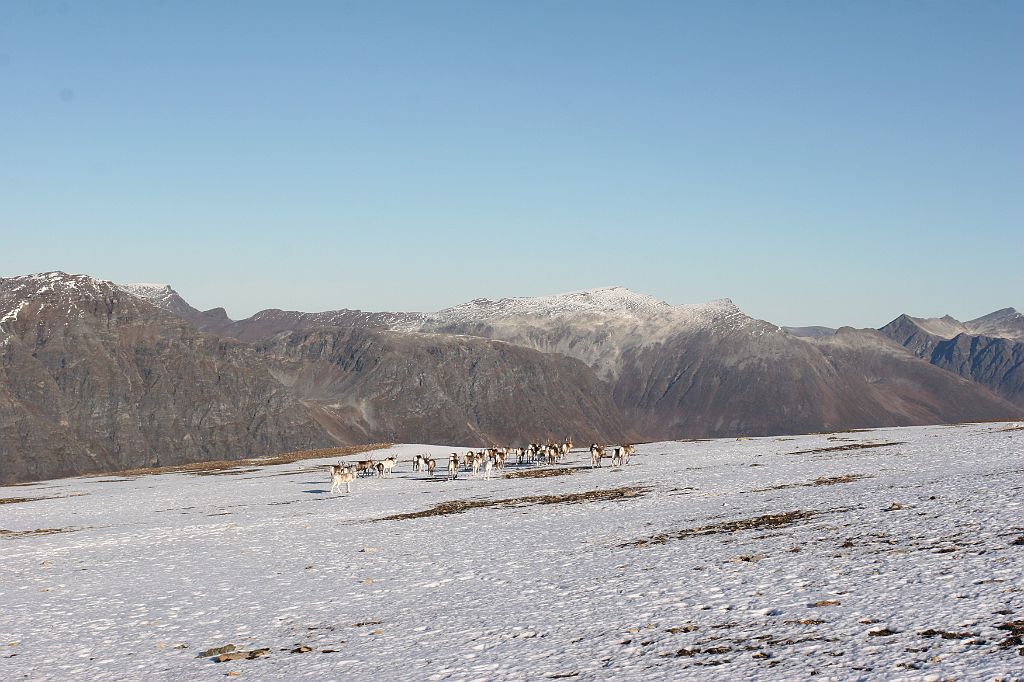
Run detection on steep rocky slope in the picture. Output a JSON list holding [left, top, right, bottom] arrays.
[[257, 327, 631, 447], [0, 273, 337, 483], [398, 289, 1021, 437], [880, 310, 1024, 405]]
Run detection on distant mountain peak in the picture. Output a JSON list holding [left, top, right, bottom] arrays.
[[117, 281, 204, 320], [421, 287, 747, 328], [425, 286, 673, 321], [119, 282, 178, 302], [5, 271, 111, 290], [966, 307, 1023, 340], [969, 307, 1020, 323], [1, 272, 117, 310]]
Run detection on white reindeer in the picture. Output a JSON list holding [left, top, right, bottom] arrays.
[[376, 457, 398, 478], [329, 464, 356, 494]]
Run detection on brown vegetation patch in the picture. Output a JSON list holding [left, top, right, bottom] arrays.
[[918, 629, 977, 640], [191, 468, 261, 477], [379, 486, 650, 522], [785, 442, 905, 456], [504, 466, 582, 479], [0, 527, 80, 538], [82, 444, 389, 479], [624, 510, 818, 548], [0, 493, 85, 505], [751, 474, 870, 493], [996, 620, 1024, 650]]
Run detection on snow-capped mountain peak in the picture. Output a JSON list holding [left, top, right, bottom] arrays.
[[417, 286, 748, 328], [423, 286, 675, 324], [118, 282, 178, 304]]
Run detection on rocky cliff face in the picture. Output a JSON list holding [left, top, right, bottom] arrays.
[[0, 274, 339, 483], [880, 310, 1024, 406], [256, 327, 631, 447]]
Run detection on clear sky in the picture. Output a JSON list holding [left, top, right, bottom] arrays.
[[2, 1, 1021, 328]]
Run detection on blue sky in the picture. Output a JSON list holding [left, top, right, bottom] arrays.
[[2, 1, 1021, 327]]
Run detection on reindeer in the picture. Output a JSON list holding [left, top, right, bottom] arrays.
[[425, 458, 437, 477], [590, 444, 605, 468], [412, 454, 424, 472], [622, 444, 636, 464], [448, 453, 460, 480], [483, 457, 494, 480], [376, 457, 397, 478], [329, 464, 356, 494], [354, 459, 376, 477], [611, 447, 623, 466]]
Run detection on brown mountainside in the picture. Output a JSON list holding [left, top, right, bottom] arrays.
[[1, 273, 1020, 483]]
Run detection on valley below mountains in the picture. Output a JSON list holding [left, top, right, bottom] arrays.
[[1, 272, 1020, 483]]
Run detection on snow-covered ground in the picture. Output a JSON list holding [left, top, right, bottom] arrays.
[[1, 423, 1022, 681]]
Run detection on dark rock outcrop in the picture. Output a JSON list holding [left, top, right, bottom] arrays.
[[880, 311, 1024, 406]]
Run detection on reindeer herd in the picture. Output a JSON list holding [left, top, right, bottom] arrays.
[[328, 437, 637, 494]]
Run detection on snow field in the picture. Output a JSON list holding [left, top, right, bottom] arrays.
[[1, 423, 1022, 680]]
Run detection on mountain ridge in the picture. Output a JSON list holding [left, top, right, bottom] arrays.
[[1, 271, 1020, 482]]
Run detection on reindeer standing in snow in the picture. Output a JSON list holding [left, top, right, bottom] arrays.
[[329, 463, 356, 494]]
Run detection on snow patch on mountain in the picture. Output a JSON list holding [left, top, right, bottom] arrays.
[[118, 282, 178, 304], [910, 314, 969, 339], [407, 286, 750, 334], [425, 286, 674, 322], [902, 308, 1024, 342], [0, 272, 117, 320]]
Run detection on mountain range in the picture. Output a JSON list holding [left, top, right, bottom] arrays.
[[1, 271, 1020, 482]]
